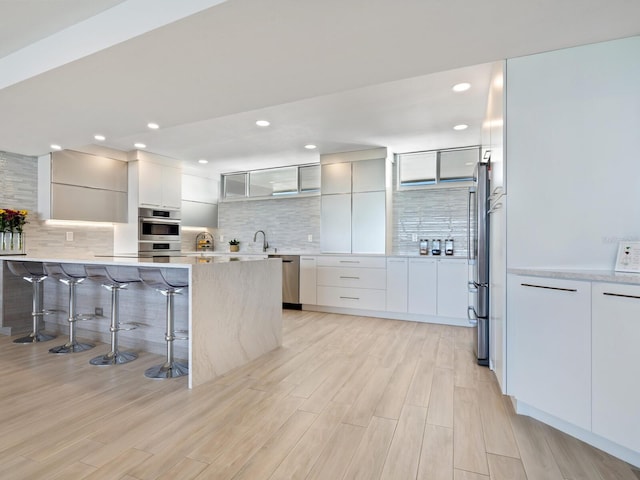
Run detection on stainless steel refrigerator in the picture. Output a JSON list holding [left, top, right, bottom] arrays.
[[468, 161, 490, 366]]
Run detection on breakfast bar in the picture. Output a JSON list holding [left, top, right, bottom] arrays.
[[0, 254, 282, 388]]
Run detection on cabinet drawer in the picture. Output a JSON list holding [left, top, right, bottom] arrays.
[[317, 256, 386, 268], [317, 286, 386, 311], [317, 267, 386, 289]]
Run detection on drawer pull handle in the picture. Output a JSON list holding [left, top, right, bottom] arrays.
[[603, 292, 640, 300], [521, 283, 577, 292], [340, 296, 360, 300], [339, 260, 360, 264], [340, 276, 360, 279]]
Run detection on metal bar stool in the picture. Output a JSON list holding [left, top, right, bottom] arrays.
[[138, 268, 189, 379], [6, 261, 56, 343], [43, 263, 95, 354], [85, 265, 140, 365]]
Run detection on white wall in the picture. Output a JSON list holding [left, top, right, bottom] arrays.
[[506, 36, 640, 269]]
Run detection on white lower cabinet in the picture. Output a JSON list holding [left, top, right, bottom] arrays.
[[408, 258, 437, 315], [315, 256, 385, 311], [299, 256, 317, 304], [436, 260, 468, 319], [386, 257, 408, 312], [507, 275, 591, 431], [592, 282, 640, 452]]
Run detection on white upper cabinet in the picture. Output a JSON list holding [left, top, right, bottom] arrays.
[[321, 162, 352, 194], [182, 174, 218, 204], [352, 158, 385, 192], [320, 194, 352, 253], [134, 152, 182, 210], [352, 191, 385, 254]]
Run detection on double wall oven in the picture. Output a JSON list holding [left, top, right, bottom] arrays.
[[138, 208, 181, 257]]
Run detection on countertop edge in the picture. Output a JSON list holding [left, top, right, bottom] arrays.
[[508, 267, 640, 285]]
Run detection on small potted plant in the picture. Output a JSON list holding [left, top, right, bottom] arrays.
[[229, 238, 240, 252]]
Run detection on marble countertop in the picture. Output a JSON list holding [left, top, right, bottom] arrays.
[[0, 253, 271, 268], [508, 267, 640, 285]]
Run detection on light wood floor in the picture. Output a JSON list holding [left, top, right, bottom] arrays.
[[0, 310, 639, 480]]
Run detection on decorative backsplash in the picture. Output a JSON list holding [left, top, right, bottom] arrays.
[[216, 196, 321, 253], [391, 186, 470, 257]]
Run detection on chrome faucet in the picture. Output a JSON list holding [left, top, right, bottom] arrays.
[[253, 230, 269, 252]]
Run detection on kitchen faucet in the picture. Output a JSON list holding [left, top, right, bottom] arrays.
[[253, 230, 269, 252]]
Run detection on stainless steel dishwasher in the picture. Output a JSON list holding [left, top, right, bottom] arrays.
[[269, 255, 300, 308]]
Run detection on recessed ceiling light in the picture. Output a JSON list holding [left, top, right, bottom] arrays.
[[256, 120, 270, 127], [50, 144, 62, 150], [304, 144, 317, 150], [134, 142, 146, 149], [147, 122, 159, 129], [452, 82, 471, 92], [94, 134, 106, 141], [453, 124, 468, 131], [198, 159, 209, 164]]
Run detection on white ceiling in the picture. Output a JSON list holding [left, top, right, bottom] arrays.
[[1, 0, 639, 176]]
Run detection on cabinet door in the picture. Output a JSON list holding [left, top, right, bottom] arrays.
[[507, 275, 591, 430], [436, 261, 468, 319], [162, 165, 182, 209], [386, 257, 408, 312], [352, 158, 385, 192], [592, 282, 640, 452], [321, 163, 351, 194], [352, 191, 385, 254], [299, 256, 317, 304], [182, 174, 218, 203], [139, 161, 163, 207], [321, 194, 351, 253], [408, 258, 437, 315], [181, 200, 218, 228]]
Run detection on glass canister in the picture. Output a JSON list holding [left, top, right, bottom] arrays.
[[419, 239, 429, 255], [431, 239, 441, 255], [445, 238, 454, 255]]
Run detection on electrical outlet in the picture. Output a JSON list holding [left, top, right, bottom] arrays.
[[307, 234, 313, 242], [65, 231, 74, 241], [95, 307, 103, 316], [219, 235, 224, 242], [411, 233, 418, 242]]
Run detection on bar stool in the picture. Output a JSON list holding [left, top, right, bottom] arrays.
[[138, 268, 189, 379], [43, 263, 95, 354], [6, 261, 56, 343], [85, 265, 140, 365]]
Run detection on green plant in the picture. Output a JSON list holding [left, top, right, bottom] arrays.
[[229, 238, 240, 246]]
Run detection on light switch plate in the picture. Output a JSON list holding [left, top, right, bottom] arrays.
[[308, 234, 313, 242], [66, 231, 74, 241], [411, 233, 418, 242]]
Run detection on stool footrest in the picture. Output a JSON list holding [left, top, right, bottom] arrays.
[[116, 322, 139, 331]]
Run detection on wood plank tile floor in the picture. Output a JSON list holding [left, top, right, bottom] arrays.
[[0, 310, 638, 480]]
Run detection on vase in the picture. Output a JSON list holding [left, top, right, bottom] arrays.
[[0, 232, 5, 251], [230, 244, 239, 252]]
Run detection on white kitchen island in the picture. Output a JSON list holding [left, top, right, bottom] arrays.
[[0, 254, 282, 388]]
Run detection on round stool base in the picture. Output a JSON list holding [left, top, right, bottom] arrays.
[[49, 341, 95, 354], [90, 350, 138, 365], [145, 361, 189, 379], [14, 332, 56, 344]]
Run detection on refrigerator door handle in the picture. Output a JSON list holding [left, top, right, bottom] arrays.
[[468, 280, 478, 293], [467, 306, 478, 325], [467, 187, 476, 263]]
